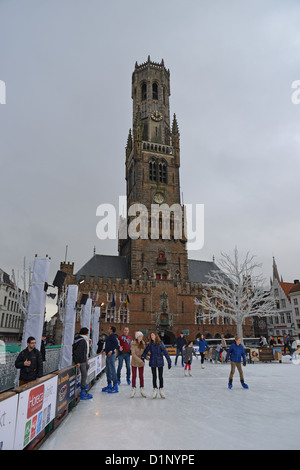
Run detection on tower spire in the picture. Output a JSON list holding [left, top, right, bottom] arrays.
[[272, 256, 281, 282], [172, 113, 179, 135], [172, 113, 180, 167]]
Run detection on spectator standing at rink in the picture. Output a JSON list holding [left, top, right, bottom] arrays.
[[15, 336, 43, 386]]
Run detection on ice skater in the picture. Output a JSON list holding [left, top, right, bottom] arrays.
[[174, 332, 187, 367], [72, 328, 93, 400], [214, 342, 222, 364], [141, 332, 172, 398], [117, 326, 132, 385], [226, 335, 248, 389], [183, 340, 197, 376], [102, 326, 119, 394], [196, 334, 210, 368], [130, 331, 147, 398]]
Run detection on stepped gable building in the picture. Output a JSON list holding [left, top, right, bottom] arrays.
[[268, 257, 298, 340], [60, 57, 253, 343]]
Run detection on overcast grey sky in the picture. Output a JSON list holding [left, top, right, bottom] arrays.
[[1, 0, 300, 318]]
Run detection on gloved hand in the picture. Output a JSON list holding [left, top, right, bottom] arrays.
[[243, 361, 246, 366]]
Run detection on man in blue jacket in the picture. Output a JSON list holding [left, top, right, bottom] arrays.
[[102, 326, 119, 393], [226, 335, 248, 389]]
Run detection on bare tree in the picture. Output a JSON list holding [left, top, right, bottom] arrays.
[[195, 248, 275, 339]]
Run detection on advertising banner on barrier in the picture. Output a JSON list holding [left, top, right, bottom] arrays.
[[0, 394, 18, 450], [14, 376, 58, 450], [96, 354, 101, 375], [56, 367, 76, 416], [87, 356, 97, 383]]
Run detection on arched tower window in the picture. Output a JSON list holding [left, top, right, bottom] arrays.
[[158, 160, 167, 183], [152, 82, 158, 100], [149, 159, 157, 181], [141, 82, 147, 101]]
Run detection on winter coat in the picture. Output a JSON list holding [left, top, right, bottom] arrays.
[[72, 334, 88, 364], [15, 347, 43, 382], [104, 333, 119, 356], [183, 345, 196, 364], [130, 340, 145, 367], [142, 341, 172, 369], [174, 336, 187, 350], [197, 339, 210, 352], [226, 342, 246, 363]]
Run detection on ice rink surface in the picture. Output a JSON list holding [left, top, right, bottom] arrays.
[[40, 357, 300, 450]]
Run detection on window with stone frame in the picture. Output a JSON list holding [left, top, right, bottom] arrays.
[[141, 82, 147, 101], [152, 82, 158, 100], [149, 159, 157, 181], [158, 160, 167, 183], [105, 306, 115, 323], [119, 307, 129, 323]]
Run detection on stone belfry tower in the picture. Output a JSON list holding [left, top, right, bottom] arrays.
[[119, 57, 189, 283]]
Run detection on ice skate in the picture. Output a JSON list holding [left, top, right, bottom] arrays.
[[159, 388, 166, 398], [140, 387, 147, 398], [201, 364, 205, 369], [80, 389, 93, 400], [130, 387, 136, 398], [228, 380, 233, 389], [241, 381, 248, 389], [152, 388, 158, 399], [184, 370, 188, 376], [189, 371, 192, 376]]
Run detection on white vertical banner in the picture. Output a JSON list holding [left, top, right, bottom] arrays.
[[59, 284, 78, 370], [81, 298, 92, 334], [91, 307, 100, 357], [21, 257, 50, 351]]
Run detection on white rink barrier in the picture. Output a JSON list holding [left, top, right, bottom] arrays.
[[0, 353, 106, 450]]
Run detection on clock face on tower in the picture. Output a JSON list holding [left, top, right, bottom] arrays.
[[153, 192, 165, 204], [151, 110, 163, 122]]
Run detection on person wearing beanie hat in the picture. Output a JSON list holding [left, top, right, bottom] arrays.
[[130, 331, 146, 398]]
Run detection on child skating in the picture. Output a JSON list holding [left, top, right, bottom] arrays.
[[183, 340, 197, 376], [226, 335, 248, 389]]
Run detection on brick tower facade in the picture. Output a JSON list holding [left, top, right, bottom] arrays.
[[55, 58, 253, 344], [119, 57, 189, 284]]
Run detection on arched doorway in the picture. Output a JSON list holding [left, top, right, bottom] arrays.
[[159, 330, 176, 346]]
